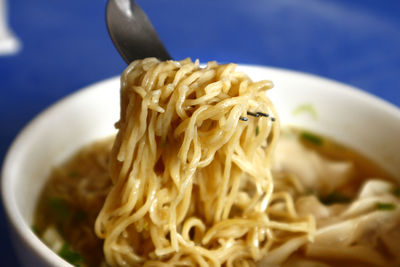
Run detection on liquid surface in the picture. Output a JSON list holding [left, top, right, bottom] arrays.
[[33, 128, 400, 266]]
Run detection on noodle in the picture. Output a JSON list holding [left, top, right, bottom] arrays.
[[94, 58, 314, 266], [35, 58, 399, 266]]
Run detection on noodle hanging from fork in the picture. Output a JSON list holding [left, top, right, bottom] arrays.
[[95, 58, 314, 266]]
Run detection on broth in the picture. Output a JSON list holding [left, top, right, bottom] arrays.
[[33, 128, 400, 267]]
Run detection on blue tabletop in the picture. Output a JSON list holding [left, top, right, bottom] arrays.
[[1, 0, 399, 265]]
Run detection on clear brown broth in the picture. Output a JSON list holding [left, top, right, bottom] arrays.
[[33, 128, 398, 266]]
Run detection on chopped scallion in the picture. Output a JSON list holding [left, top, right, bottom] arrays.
[[161, 137, 168, 147], [300, 132, 323, 146], [293, 103, 318, 119], [68, 171, 79, 178], [320, 192, 350, 205], [74, 210, 87, 222], [304, 188, 316, 195], [255, 126, 260, 136], [48, 197, 71, 221], [31, 225, 39, 235], [376, 202, 396, 211], [58, 243, 84, 266], [393, 187, 400, 197]]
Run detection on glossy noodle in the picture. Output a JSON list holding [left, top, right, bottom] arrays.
[[94, 58, 314, 266], [34, 58, 400, 267]]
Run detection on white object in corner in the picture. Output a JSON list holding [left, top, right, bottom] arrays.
[[0, 0, 20, 55]]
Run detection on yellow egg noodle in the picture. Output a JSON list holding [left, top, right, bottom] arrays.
[[94, 58, 315, 266]]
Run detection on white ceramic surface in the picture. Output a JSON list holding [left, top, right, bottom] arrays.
[[0, 0, 20, 55], [2, 65, 400, 266]]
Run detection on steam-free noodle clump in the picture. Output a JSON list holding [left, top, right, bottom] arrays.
[[94, 58, 315, 266], [34, 58, 400, 266]]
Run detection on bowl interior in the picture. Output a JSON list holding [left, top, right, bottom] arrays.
[[2, 65, 400, 266]]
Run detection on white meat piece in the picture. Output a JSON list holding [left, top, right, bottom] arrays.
[[341, 179, 397, 218], [295, 195, 331, 220], [314, 209, 400, 246], [272, 137, 354, 195], [357, 179, 394, 198], [41, 225, 64, 253]]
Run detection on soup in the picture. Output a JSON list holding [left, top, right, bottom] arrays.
[[33, 59, 400, 266], [34, 128, 400, 266]]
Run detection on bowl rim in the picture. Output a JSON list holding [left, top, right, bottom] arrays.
[[1, 64, 400, 266]]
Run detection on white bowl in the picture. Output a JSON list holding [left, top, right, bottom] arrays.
[[2, 65, 400, 266]]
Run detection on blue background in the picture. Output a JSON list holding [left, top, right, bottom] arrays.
[[1, 0, 399, 265]]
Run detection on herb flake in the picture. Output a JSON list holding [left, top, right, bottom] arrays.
[[161, 139, 167, 147], [301, 132, 323, 146], [31, 225, 39, 235], [48, 197, 71, 221], [376, 202, 396, 211], [293, 103, 318, 119], [393, 187, 400, 197], [68, 171, 79, 178], [74, 210, 87, 222], [320, 192, 351, 205], [58, 243, 84, 266]]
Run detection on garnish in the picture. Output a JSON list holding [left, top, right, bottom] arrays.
[[300, 131, 323, 146], [58, 243, 84, 266], [161, 136, 168, 147], [393, 187, 400, 197], [73, 210, 87, 222], [304, 188, 316, 195], [256, 126, 260, 136], [293, 103, 317, 119], [320, 192, 351, 205], [68, 171, 79, 178], [376, 202, 396, 211], [48, 197, 71, 221], [31, 225, 39, 235]]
